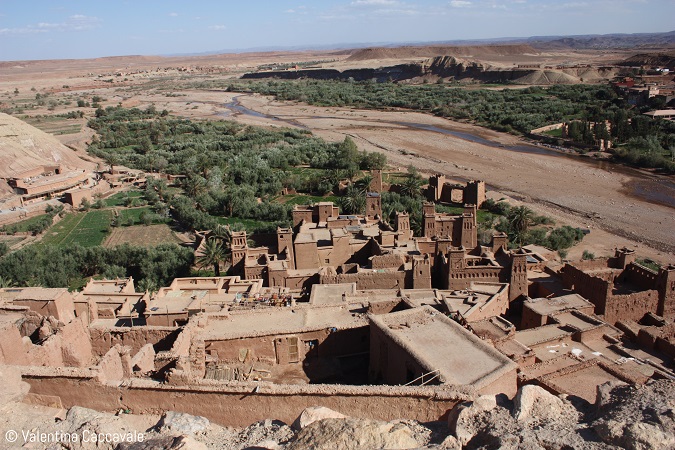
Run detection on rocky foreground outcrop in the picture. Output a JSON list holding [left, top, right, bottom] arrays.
[[1, 365, 673, 450]]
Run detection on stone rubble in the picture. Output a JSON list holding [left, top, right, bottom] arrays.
[[0, 378, 673, 450]]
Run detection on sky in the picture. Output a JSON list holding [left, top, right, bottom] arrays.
[[0, 0, 673, 61]]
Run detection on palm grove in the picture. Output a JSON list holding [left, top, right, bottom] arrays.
[[0, 105, 583, 289]]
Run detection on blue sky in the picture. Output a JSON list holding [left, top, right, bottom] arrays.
[[0, 0, 672, 61]]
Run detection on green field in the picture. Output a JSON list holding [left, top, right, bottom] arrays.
[[22, 116, 82, 135], [0, 214, 52, 233], [117, 207, 168, 226], [39, 210, 112, 247], [104, 190, 144, 207]]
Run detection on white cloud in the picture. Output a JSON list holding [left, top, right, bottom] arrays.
[[208, 25, 226, 30], [285, 9, 296, 13], [0, 15, 101, 35], [351, 0, 399, 5], [169, 12, 179, 17], [450, 0, 472, 7]]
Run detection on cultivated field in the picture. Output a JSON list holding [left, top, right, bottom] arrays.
[[103, 224, 182, 248], [39, 210, 111, 247]]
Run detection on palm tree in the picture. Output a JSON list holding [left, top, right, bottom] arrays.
[[355, 174, 373, 194], [196, 238, 227, 277], [104, 154, 119, 175], [211, 224, 232, 242], [338, 185, 365, 215], [508, 206, 534, 245], [400, 173, 423, 199]]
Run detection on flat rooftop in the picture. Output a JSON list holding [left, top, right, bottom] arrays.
[[199, 305, 368, 340], [7, 287, 68, 301], [370, 306, 516, 387], [515, 324, 573, 348], [524, 294, 594, 317]]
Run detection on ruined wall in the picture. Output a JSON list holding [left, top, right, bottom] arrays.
[[371, 253, 405, 270], [58, 317, 94, 367], [22, 372, 469, 427], [206, 335, 278, 365], [89, 326, 178, 357], [328, 270, 409, 290], [621, 263, 658, 291], [560, 264, 611, 314], [603, 290, 660, 324]]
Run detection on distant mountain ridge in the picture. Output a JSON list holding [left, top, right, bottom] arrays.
[[527, 30, 675, 50], [180, 30, 675, 58]]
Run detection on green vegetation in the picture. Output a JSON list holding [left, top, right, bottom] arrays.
[[39, 210, 111, 247], [0, 243, 192, 290], [582, 250, 596, 260], [104, 190, 144, 207], [0, 214, 53, 235], [636, 258, 661, 272], [481, 199, 584, 251], [86, 106, 386, 233]]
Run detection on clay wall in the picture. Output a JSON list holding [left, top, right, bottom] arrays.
[[244, 265, 265, 281], [58, 317, 94, 367], [603, 290, 660, 324], [371, 253, 405, 269], [283, 273, 319, 291], [292, 210, 313, 227], [621, 263, 658, 290], [98, 345, 126, 382], [206, 326, 368, 368], [368, 299, 409, 315], [656, 267, 675, 317], [470, 288, 509, 322], [14, 292, 75, 323], [206, 335, 278, 365], [521, 306, 547, 330], [329, 270, 409, 290], [294, 241, 320, 270], [448, 267, 501, 290], [0, 324, 29, 365], [146, 312, 188, 327], [412, 259, 432, 290], [417, 240, 436, 256], [560, 264, 611, 313], [22, 372, 469, 427], [369, 322, 431, 386], [89, 326, 179, 357]]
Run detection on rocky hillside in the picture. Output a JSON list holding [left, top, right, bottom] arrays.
[[618, 52, 675, 69], [0, 113, 94, 179], [347, 44, 538, 62], [1, 365, 673, 449]]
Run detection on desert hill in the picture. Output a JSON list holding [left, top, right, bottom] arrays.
[[347, 44, 538, 61], [618, 52, 675, 69], [0, 113, 95, 179]]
